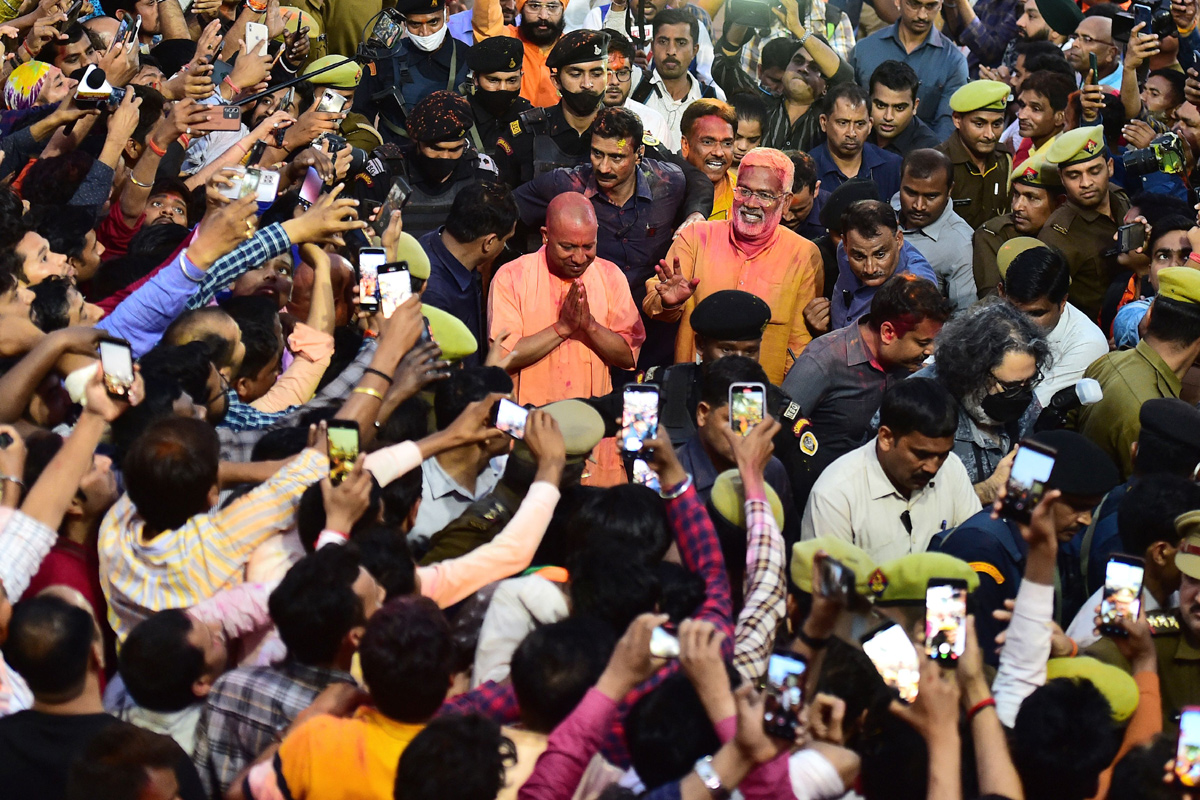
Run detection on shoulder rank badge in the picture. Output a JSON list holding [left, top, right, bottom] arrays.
[[868, 567, 888, 596], [1052, 223, 1069, 235], [1147, 611, 1181, 635], [510, 120, 522, 136]]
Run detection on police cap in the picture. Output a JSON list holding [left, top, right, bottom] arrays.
[[279, 7, 321, 37], [1034, 0, 1084, 36], [948, 80, 1010, 113], [546, 30, 609, 70], [394, 0, 447, 15], [819, 178, 880, 233], [303, 55, 362, 89], [1046, 124, 1107, 168], [1157, 266, 1200, 305], [468, 35, 524, 74], [997, 237, 1048, 280], [393, 232, 430, 280], [408, 90, 473, 143], [870, 552, 979, 606], [789, 538, 876, 595], [420, 305, 478, 362], [1139, 398, 1200, 457], [1027, 430, 1121, 498], [690, 290, 770, 343], [710, 469, 785, 529], [1009, 149, 1060, 188], [1045, 657, 1139, 722], [540, 399, 605, 457]]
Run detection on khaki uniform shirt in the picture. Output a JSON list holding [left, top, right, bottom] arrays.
[[1037, 189, 1132, 322], [937, 134, 1012, 230], [972, 213, 1018, 299], [1076, 338, 1182, 478]]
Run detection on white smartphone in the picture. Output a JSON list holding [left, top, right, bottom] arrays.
[[99, 337, 134, 398], [244, 21, 269, 57]]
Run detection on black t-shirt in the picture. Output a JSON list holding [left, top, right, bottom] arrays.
[[0, 710, 205, 800]]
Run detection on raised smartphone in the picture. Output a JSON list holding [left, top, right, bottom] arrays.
[[357, 246, 386, 313], [1000, 439, 1057, 524], [316, 88, 348, 113], [862, 623, 920, 703], [1099, 554, 1145, 636], [649, 626, 679, 658], [99, 337, 134, 398], [620, 383, 659, 454], [326, 420, 359, 486], [377, 261, 412, 319], [763, 653, 807, 739], [298, 166, 323, 211], [490, 397, 529, 439], [817, 555, 855, 602], [924, 578, 969, 665], [1178, 707, 1200, 788], [244, 21, 269, 57], [729, 381, 765, 436], [632, 458, 660, 491], [1116, 222, 1146, 254]]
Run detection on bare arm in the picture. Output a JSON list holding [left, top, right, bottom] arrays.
[[302, 243, 335, 335], [578, 318, 636, 370], [504, 326, 568, 372], [157, 0, 192, 40]]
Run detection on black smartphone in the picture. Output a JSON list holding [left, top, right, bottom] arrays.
[[490, 397, 529, 439], [1116, 222, 1146, 254], [357, 246, 386, 313], [762, 653, 807, 739], [377, 261, 412, 319], [862, 623, 920, 703], [817, 556, 855, 602], [1099, 554, 1145, 636], [1000, 439, 1057, 524], [1112, 11, 1134, 42], [729, 381, 765, 436], [326, 420, 359, 486], [99, 337, 135, 398], [1177, 707, 1200, 788], [1089, 52, 1099, 83], [620, 383, 659, 454], [1133, 2, 1153, 33], [245, 139, 268, 167], [924, 578, 969, 665]]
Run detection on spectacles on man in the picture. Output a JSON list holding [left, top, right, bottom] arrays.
[[734, 186, 783, 206], [609, 67, 632, 82]]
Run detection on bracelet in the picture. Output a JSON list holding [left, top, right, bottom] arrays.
[[146, 138, 167, 157], [178, 133, 191, 149], [966, 697, 996, 721], [796, 626, 831, 650], [18, 40, 31, 60], [353, 386, 384, 400], [1068, 637, 1079, 658], [659, 474, 692, 500], [363, 367, 393, 384], [223, 76, 241, 96], [129, 174, 152, 188], [1189, 252, 1200, 266], [798, 30, 812, 47], [0, 475, 24, 489]]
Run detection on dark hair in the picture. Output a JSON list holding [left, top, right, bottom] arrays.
[[592, 106, 644, 149], [221, 295, 282, 381], [1130, 192, 1192, 231], [2, 595, 95, 698], [162, 308, 239, 369], [21, 429, 63, 488], [91, 254, 159, 302], [129, 84, 166, 143], [433, 366, 512, 430], [859, 705, 929, 800], [605, 28, 635, 62], [932, 298, 1051, 401], [869, 60, 920, 102], [26, 204, 96, 262], [681, 98, 736, 140], [269, 546, 367, 666], [879, 377, 957, 438], [1015, 39, 1073, 75], [651, 8, 698, 44], [899, 148, 953, 188], [566, 483, 672, 562], [0, 246, 23, 297], [1010, 678, 1122, 800], [249, 425, 310, 462], [123, 417, 220, 532], [394, 714, 515, 800], [1018, 70, 1075, 112], [1147, 213, 1195, 255], [35, 20, 89, 62], [354, 524, 417, 599], [760, 38, 800, 71], [1136, 399, 1200, 475], [1002, 246, 1071, 305], [65, 722, 184, 800], [785, 149, 818, 192], [375, 394, 431, 447], [1147, 294, 1200, 346], [21, 152, 94, 207], [443, 181, 519, 244], [698, 355, 769, 408], [625, 672, 722, 788], [297, 478, 382, 551], [867, 274, 952, 335], [511, 617, 615, 732], [138, 342, 214, 408], [1109, 735, 1178, 800], [731, 91, 768, 127], [569, 543, 660, 635], [359, 596, 452, 722], [119, 610, 204, 712], [108, 377, 186, 464], [1149, 68, 1187, 106], [1118, 473, 1200, 554], [823, 81, 869, 116], [29, 275, 76, 332], [842, 199, 899, 239]]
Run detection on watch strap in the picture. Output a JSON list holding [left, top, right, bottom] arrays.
[[693, 755, 729, 800]]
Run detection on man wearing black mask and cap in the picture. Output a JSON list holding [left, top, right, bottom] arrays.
[[463, 35, 531, 156], [354, 0, 472, 144], [352, 90, 501, 241]]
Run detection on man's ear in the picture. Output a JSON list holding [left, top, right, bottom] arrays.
[[65, 495, 86, 518], [819, 114, 828, 132], [346, 625, 366, 651], [681, 137, 691, 159], [233, 376, 252, 402], [696, 400, 711, 428], [404, 498, 422, 532], [124, 139, 144, 162], [207, 483, 220, 509], [879, 320, 897, 345], [541, 226, 549, 246], [878, 424, 896, 452]]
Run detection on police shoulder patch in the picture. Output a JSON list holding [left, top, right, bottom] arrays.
[[968, 561, 1005, 584], [1147, 611, 1181, 635], [799, 430, 818, 457], [477, 153, 499, 175], [868, 567, 888, 596], [365, 157, 386, 177], [642, 132, 660, 146], [497, 138, 513, 155], [510, 120, 522, 136]]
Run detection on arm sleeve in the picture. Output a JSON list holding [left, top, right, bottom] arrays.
[[933, 56, 970, 140], [0, 510, 58, 600], [186, 582, 273, 642], [712, 40, 758, 97], [488, 267, 524, 353], [1090, 671, 1163, 800], [733, 496, 787, 684], [518, 689, 622, 800], [667, 484, 735, 648], [187, 223, 292, 311], [95, 250, 203, 357], [249, 324, 335, 413], [785, 243, 823, 366], [472, 0, 505, 41], [992, 578, 1053, 727], [362, 440, 424, 486], [946, 246, 978, 312]]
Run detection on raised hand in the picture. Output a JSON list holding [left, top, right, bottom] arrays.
[[653, 256, 699, 308]]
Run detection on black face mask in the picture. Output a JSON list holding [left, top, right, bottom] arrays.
[[413, 149, 459, 182], [475, 87, 520, 118], [981, 386, 1034, 424], [561, 87, 603, 117]]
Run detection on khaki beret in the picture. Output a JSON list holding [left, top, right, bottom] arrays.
[[870, 552, 980, 606], [997, 237, 1049, 280], [303, 55, 361, 89], [949, 80, 1010, 113], [1157, 266, 1200, 306], [393, 232, 431, 280], [420, 305, 478, 362], [1046, 124, 1106, 168], [710, 469, 785, 530], [789, 538, 877, 595], [1045, 657, 1140, 722]]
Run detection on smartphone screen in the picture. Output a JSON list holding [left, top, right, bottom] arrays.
[[818, 556, 854, 601], [299, 166, 323, 210], [378, 264, 412, 319], [763, 653, 807, 739], [649, 626, 679, 658], [373, 179, 410, 236], [99, 338, 134, 397], [1099, 556, 1145, 634], [863, 624, 920, 703], [357, 247, 386, 311], [1001, 441, 1056, 524], [632, 458, 660, 491], [925, 579, 968, 664], [373, 10, 402, 47], [729, 382, 765, 436], [317, 88, 347, 113], [327, 422, 359, 486], [620, 384, 659, 453], [1178, 707, 1200, 788], [113, 15, 131, 45], [492, 398, 529, 439]]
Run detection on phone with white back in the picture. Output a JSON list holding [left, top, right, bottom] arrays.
[[317, 88, 347, 113], [244, 21, 269, 57]]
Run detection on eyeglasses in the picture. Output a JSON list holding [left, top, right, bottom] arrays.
[[734, 186, 782, 205], [991, 370, 1042, 393], [523, 1, 562, 12], [1073, 32, 1113, 47], [609, 67, 632, 82], [902, 0, 941, 12]]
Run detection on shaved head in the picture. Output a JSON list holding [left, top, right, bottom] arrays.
[[543, 193, 598, 280]]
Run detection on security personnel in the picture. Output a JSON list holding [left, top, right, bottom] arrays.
[[462, 35, 531, 156], [1038, 125, 1132, 321], [353, 0, 472, 144], [302, 56, 385, 154], [420, 399, 605, 565], [869, 551, 980, 635], [353, 91, 500, 242], [937, 80, 1013, 231], [973, 150, 1063, 298], [1086, 509, 1200, 730], [1075, 268, 1200, 478], [930, 430, 1120, 665]]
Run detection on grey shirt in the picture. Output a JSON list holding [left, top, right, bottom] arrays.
[[890, 196, 978, 311]]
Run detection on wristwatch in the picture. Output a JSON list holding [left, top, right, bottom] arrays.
[[693, 756, 729, 800]]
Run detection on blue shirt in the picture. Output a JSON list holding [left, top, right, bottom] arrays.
[[420, 227, 484, 368], [810, 142, 903, 203], [830, 240, 937, 329], [850, 24, 969, 141]]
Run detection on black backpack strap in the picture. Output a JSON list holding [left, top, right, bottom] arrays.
[[630, 73, 657, 104]]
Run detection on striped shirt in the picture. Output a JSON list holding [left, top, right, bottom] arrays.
[[733, 495, 787, 684], [99, 449, 327, 642]]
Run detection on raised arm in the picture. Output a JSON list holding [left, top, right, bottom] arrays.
[[0, 327, 102, 423]]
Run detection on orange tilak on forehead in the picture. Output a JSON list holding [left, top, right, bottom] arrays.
[[609, 53, 628, 71]]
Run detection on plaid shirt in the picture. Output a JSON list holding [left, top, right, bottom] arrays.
[[732, 497, 787, 685], [943, 0, 1017, 72], [220, 392, 298, 432], [0, 509, 56, 600], [440, 482, 732, 767], [185, 223, 292, 311], [191, 660, 356, 797], [217, 339, 377, 462], [738, 0, 856, 72]]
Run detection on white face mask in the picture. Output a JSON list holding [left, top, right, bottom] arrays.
[[407, 13, 449, 51]]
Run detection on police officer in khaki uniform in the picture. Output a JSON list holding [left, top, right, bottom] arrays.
[[1075, 268, 1200, 478], [301, 55, 385, 155], [1037, 124, 1132, 321], [462, 36, 532, 157], [973, 149, 1063, 298], [937, 80, 1013, 231]]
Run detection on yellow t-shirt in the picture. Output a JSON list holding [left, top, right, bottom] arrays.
[[710, 171, 738, 221]]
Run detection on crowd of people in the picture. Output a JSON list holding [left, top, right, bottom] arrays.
[[0, 0, 1199, 797]]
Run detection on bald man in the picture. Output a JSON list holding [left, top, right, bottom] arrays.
[[488, 193, 646, 485]]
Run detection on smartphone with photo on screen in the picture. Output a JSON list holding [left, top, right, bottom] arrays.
[[326, 421, 359, 486], [862, 623, 920, 703], [357, 246, 386, 313], [729, 381, 765, 436], [620, 383, 659, 454], [489, 398, 529, 439], [298, 166, 323, 211], [99, 337, 135, 399], [632, 458, 660, 491], [377, 262, 412, 319], [1177, 707, 1200, 788], [1000, 439, 1057, 524], [1099, 555, 1145, 636], [924, 578, 969, 665], [763, 653, 807, 739]]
